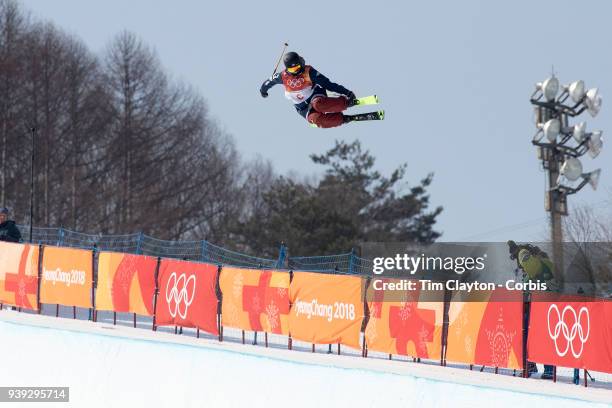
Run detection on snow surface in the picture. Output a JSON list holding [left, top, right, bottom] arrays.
[[0, 310, 610, 408]]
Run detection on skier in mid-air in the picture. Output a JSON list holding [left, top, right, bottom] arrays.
[[260, 51, 383, 128]]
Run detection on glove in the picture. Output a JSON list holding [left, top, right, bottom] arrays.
[[345, 91, 357, 106], [260, 88, 268, 98]]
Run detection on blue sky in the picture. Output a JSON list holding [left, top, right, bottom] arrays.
[[21, 0, 611, 242]]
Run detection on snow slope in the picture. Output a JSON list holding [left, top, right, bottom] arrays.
[[0, 310, 610, 408]]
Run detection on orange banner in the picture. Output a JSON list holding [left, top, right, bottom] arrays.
[[445, 290, 523, 369], [220, 267, 290, 334], [289, 272, 364, 349], [364, 278, 444, 359], [95, 252, 157, 315], [40, 246, 93, 308], [0, 242, 40, 310]]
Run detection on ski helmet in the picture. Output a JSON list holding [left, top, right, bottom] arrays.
[[283, 51, 305, 75]]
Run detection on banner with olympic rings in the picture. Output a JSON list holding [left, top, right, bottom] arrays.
[[528, 293, 612, 374], [154, 259, 219, 335]]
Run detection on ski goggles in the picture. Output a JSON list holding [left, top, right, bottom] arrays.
[[286, 64, 302, 74]]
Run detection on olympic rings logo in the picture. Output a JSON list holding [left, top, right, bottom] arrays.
[[547, 304, 590, 358], [165, 272, 196, 319], [286, 78, 304, 88]]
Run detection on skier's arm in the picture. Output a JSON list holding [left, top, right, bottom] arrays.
[[310, 67, 353, 97], [260, 73, 282, 98]]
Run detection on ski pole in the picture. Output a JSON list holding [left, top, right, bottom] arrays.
[[271, 42, 289, 77]]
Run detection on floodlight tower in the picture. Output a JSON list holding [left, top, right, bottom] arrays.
[[530, 74, 603, 289]]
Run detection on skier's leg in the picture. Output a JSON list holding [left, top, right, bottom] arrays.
[[307, 111, 345, 128], [310, 96, 349, 113]]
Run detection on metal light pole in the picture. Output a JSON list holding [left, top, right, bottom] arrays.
[[29, 126, 36, 243], [530, 75, 603, 290]]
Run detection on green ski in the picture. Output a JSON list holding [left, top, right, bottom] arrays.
[[354, 95, 379, 106]]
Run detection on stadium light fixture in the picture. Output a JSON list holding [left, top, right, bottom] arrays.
[[585, 88, 602, 117], [587, 130, 603, 158], [538, 118, 561, 142], [571, 121, 586, 143], [560, 157, 583, 181], [586, 169, 601, 190], [566, 80, 586, 103], [536, 76, 560, 102]]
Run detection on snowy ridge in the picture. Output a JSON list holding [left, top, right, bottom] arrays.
[[0, 310, 610, 407]]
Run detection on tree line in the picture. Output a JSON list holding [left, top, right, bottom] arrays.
[[0, 0, 442, 257]]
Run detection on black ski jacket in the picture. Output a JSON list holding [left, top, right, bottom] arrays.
[[0, 220, 21, 243]]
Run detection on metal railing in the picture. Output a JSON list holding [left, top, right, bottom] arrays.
[[17, 225, 368, 273]]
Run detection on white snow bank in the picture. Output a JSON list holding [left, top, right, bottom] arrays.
[[0, 311, 610, 408]]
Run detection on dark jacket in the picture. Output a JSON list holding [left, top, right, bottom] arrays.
[[0, 220, 21, 243]]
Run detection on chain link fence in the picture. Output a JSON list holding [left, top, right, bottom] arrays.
[[17, 226, 368, 273]]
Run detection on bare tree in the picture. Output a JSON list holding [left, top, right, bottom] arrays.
[[564, 202, 612, 297], [0, 0, 28, 207]]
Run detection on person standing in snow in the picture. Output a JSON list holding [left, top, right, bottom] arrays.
[[508, 240, 556, 380]]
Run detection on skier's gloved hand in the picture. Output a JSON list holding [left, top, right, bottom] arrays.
[[345, 91, 357, 107], [260, 88, 268, 98]]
